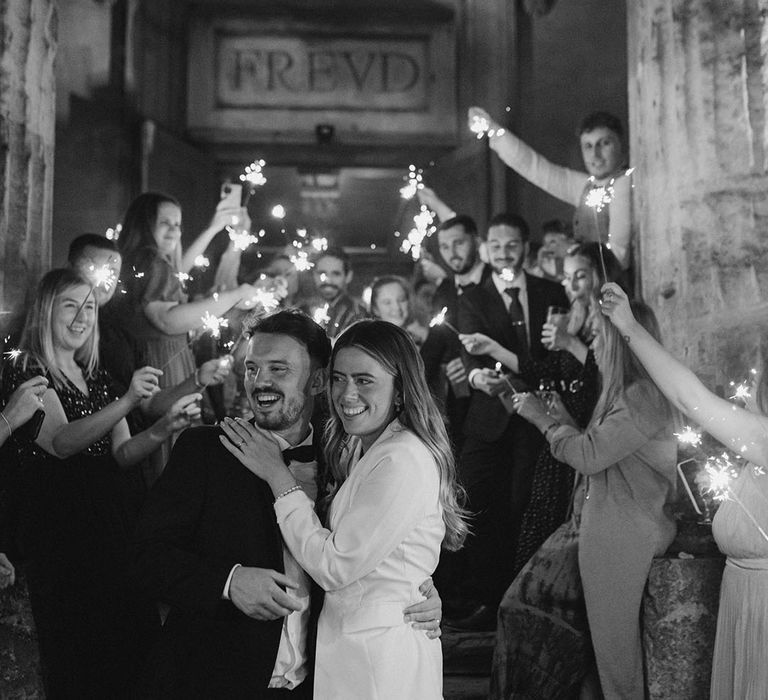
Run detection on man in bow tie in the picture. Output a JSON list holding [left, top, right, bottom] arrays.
[[132, 310, 441, 698]]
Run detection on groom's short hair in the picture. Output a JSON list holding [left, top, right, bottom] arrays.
[[245, 309, 332, 369]]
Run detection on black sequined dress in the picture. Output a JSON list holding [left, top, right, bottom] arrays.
[[512, 348, 599, 575], [1, 359, 157, 699]]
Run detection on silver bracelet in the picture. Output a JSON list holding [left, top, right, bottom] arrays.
[[0, 411, 11, 438], [275, 484, 302, 501]]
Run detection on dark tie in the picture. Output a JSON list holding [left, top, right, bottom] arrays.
[[504, 287, 530, 360], [282, 445, 316, 466]]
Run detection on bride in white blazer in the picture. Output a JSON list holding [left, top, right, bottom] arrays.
[[228, 319, 468, 700]]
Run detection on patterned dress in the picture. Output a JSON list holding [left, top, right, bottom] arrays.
[[1, 359, 157, 699], [512, 347, 599, 574], [118, 248, 195, 482]]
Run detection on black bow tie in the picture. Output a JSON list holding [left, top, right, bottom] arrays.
[[282, 445, 316, 466]]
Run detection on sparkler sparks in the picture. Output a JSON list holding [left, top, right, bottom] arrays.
[[584, 185, 614, 212], [105, 224, 122, 241], [400, 165, 424, 200], [85, 263, 117, 291], [228, 226, 258, 252], [200, 312, 229, 339], [729, 381, 752, 401], [429, 306, 459, 335], [271, 204, 286, 219], [399, 206, 435, 260], [290, 249, 314, 271], [313, 303, 330, 327], [4, 348, 22, 361], [239, 159, 267, 187], [675, 426, 703, 448], [175, 272, 191, 285], [500, 268, 516, 283], [311, 236, 328, 252], [193, 255, 210, 269]]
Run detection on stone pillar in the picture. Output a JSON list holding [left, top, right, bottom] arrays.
[[0, 0, 56, 336], [628, 0, 768, 384]]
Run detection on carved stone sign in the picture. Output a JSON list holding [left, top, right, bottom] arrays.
[[216, 35, 428, 111], [188, 14, 457, 145]]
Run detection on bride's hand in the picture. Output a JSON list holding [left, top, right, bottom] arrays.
[[219, 417, 294, 492]]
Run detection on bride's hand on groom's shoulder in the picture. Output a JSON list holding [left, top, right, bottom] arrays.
[[219, 417, 284, 480]]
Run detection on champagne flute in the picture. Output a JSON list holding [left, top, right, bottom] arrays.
[[544, 305, 570, 350]]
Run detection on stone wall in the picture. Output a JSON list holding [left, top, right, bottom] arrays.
[[0, 0, 56, 336], [628, 0, 768, 382]]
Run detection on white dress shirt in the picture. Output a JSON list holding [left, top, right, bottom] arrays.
[[222, 429, 317, 690]]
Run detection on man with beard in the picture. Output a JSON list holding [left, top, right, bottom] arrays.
[[450, 213, 568, 631], [309, 246, 367, 340], [420, 215, 491, 451], [132, 309, 440, 698]]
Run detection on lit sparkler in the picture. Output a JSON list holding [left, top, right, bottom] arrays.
[[429, 306, 459, 335], [105, 224, 122, 241], [729, 381, 752, 402], [585, 183, 613, 284], [68, 263, 118, 329], [400, 205, 435, 260], [500, 268, 515, 283], [311, 236, 329, 252], [400, 164, 424, 200], [703, 454, 768, 543], [4, 348, 22, 361], [227, 226, 258, 252], [675, 426, 703, 448], [239, 159, 267, 188], [194, 255, 210, 269], [175, 272, 191, 286], [271, 204, 286, 219], [200, 312, 229, 339], [313, 304, 331, 327], [469, 113, 506, 140], [290, 249, 314, 271]]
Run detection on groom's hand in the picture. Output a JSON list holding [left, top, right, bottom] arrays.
[[229, 566, 302, 621], [403, 577, 443, 639]]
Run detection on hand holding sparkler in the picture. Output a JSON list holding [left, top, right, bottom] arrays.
[[126, 366, 163, 406], [0, 375, 48, 434], [468, 106, 506, 139], [153, 394, 203, 438], [599, 282, 634, 330], [400, 165, 424, 200], [460, 332, 503, 358]]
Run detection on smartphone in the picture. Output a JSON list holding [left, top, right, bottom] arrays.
[[16, 408, 45, 442], [219, 183, 243, 210], [676, 458, 706, 516]]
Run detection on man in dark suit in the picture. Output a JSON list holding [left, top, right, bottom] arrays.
[[132, 309, 441, 699], [420, 215, 492, 453], [451, 213, 569, 630]]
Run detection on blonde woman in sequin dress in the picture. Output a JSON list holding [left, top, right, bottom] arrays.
[[0, 268, 201, 699]]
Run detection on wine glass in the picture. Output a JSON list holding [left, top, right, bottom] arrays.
[[544, 306, 570, 350]]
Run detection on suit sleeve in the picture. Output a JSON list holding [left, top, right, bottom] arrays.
[[274, 443, 434, 592], [457, 292, 497, 374], [131, 430, 236, 615], [549, 382, 669, 475]]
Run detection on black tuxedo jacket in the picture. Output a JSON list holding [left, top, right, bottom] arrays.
[[457, 271, 568, 442], [132, 425, 323, 699], [421, 265, 493, 390]]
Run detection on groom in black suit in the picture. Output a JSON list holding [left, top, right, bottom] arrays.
[[452, 213, 569, 629], [132, 310, 440, 699]]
